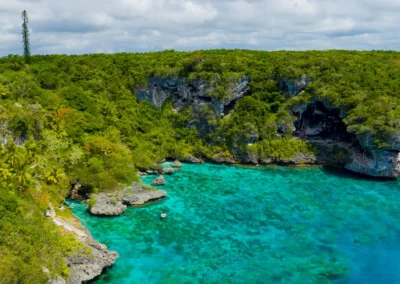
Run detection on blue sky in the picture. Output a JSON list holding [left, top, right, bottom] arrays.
[[1, 0, 399, 56]]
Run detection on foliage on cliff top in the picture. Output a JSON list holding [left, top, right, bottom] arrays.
[[2, 49, 400, 136]]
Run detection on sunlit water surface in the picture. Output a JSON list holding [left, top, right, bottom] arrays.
[[68, 163, 400, 283]]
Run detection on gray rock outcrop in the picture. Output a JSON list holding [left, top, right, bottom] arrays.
[[171, 160, 182, 168], [279, 153, 318, 165], [211, 153, 237, 164], [279, 75, 312, 97], [345, 149, 400, 178], [162, 168, 176, 175], [48, 277, 66, 284], [87, 193, 127, 216], [137, 171, 148, 177], [136, 76, 249, 115], [119, 182, 167, 205], [152, 175, 165, 186], [344, 132, 400, 178], [66, 230, 118, 283], [182, 156, 204, 164]]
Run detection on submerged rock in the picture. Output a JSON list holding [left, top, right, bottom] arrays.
[[152, 175, 165, 186], [88, 193, 127, 216], [119, 182, 167, 205], [171, 160, 182, 168]]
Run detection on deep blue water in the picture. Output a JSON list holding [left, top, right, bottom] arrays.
[[68, 163, 400, 283]]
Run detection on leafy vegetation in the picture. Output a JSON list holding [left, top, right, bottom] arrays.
[[1, 49, 400, 282]]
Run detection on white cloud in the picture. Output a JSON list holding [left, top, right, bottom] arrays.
[[175, 32, 225, 47], [0, 0, 399, 55]]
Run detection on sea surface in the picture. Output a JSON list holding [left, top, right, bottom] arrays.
[[68, 163, 400, 283]]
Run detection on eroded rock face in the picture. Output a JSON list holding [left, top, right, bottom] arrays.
[[67, 231, 119, 284], [342, 132, 400, 178], [182, 156, 204, 164], [136, 76, 249, 115], [88, 193, 127, 216], [119, 182, 167, 205], [279, 75, 312, 97], [291, 101, 353, 141], [289, 97, 400, 178], [358, 132, 400, 151], [210, 153, 237, 164], [279, 153, 317, 165], [345, 149, 400, 178]]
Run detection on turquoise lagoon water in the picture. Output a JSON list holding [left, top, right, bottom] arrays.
[[69, 163, 400, 283]]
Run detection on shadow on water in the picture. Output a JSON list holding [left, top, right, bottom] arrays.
[[322, 166, 399, 183]]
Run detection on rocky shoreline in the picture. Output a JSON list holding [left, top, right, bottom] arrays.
[[55, 181, 168, 282], [163, 149, 398, 180], [50, 180, 169, 283], [66, 228, 119, 284], [48, 223, 119, 284]]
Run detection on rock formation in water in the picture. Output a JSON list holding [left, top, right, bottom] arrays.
[[119, 182, 167, 205], [152, 175, 166, 186], [162, 168, 177, 175], [88, 193, 127, 216], [171, 160, 182, 168], [88, 183, 167, 216]]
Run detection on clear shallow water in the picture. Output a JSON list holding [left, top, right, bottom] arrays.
[[68, 163, 400, 284]]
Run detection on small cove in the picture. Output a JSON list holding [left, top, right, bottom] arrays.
[[68, 163, 400, 283]]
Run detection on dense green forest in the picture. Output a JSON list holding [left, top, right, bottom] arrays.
[[1, 49, 400, 282]]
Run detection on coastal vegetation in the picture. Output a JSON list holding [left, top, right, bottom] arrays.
[[1, 49, 400, 281]]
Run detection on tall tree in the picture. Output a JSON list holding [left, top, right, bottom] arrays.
[[21, 10, 30, 62]]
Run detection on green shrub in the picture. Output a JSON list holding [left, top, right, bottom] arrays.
[[88, 195, 96, 208], [110, 197, 117, 206]]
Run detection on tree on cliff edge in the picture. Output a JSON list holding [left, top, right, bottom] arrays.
[[21, 10, 30, 62]]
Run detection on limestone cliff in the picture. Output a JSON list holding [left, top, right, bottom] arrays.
[[286, 79, 400, 179], [345, 133, 400, 178], [136, 76, 249, 115], [136, 75, 400, 179]]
